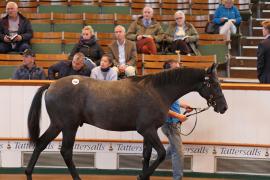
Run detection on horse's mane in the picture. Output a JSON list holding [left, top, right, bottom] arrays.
[[130, 68, 206, 86]]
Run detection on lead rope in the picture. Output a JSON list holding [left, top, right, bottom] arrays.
[[179, 106, 210, 136]]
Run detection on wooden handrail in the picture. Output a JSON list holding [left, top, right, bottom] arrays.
[[0, 80, 52, 86]]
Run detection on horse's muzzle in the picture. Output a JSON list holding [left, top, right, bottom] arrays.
[[217, 104, 228, 114]]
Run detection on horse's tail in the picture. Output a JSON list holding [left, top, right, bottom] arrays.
[[28, 84, 50, 145]]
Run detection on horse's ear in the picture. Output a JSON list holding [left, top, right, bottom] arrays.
[[206, 63, 218, 74]]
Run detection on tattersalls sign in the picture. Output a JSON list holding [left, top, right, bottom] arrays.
[[1, 140, 268, 158], [0, 140, 269, 169], [9, 141, 107, 152], [216, 146, 265, 158]]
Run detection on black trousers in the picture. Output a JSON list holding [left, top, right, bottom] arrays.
[[171, 40, 192, 55]]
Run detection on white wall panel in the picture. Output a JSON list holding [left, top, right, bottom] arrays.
[[10, 86, 25, 138], [0, 85, 270, 146], [181, 90, 270, 144], [0, 86, 11, 137]]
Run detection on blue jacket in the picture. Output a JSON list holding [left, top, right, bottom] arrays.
[[213, 5, 242, 26], [166, 100, 181, 124]]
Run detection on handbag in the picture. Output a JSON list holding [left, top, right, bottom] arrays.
[[205, 22, 219, 34]]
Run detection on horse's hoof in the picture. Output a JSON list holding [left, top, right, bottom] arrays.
[[137, 175, 142, 180], [26, 175, 32, 180], [137, 175, 149, 180], [25, 170, 32, 180]]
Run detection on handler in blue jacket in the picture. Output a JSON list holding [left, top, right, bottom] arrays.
[[161, 60, 193, 180]]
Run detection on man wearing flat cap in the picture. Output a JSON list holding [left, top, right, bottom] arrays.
[[12, 49, 46, 80]]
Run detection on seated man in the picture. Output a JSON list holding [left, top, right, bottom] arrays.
[[126, 6, 164, 54], [48, 52, 92, 80], [90, 55, 117, 81], [0, 2, 33, 53], [108, 25, 137, 77], [12, 49, 46, 80]]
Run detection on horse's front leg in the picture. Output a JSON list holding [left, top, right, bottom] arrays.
[[140, 139, 152, 180], [138, 129, 166, 180]]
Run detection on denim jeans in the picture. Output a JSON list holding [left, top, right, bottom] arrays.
[[161, 123, 184, 180]]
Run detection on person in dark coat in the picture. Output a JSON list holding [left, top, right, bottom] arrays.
[[257, 20, 270, 83], [69, 25, 104, 66], [0, 2, 33, 53], [48, 52, 92, 80], [12, 49, 46, 80]]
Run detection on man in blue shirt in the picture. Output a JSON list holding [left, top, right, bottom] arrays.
[[161, 59, 192, 180]]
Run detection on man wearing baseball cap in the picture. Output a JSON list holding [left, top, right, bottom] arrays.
[[12, 49, 46, 80]]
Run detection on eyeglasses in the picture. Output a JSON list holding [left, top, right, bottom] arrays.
[[175, 17, 183, 20]]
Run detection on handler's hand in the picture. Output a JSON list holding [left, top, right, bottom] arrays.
[[178, 114, 187, 122], [185, 106, 193, 113]]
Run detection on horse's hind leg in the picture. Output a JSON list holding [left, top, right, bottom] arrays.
[[142, 139, 152, 180], [138, 129, 166, 180], [60, 127, 81, 180], [25, 125, 60, 180]]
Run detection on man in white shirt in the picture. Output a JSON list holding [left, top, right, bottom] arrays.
[[108, 25, 137, 77]]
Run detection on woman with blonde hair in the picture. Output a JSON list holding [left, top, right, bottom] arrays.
[[213, 0, 242, 47], [69, 25, 104, 65]]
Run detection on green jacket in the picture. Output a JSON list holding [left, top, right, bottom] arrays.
[[126, 16, 164, 43], [165, 22, 201, 56]]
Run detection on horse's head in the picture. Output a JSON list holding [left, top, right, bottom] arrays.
[[197, 63, 228, 114]]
